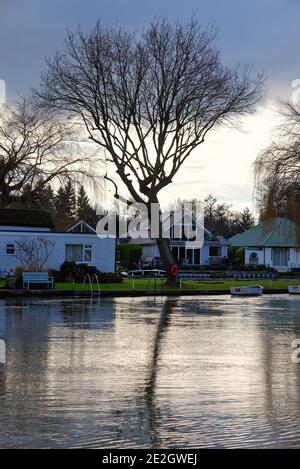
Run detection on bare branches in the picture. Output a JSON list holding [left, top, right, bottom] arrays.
[[14, 237, 56, 271], [254, 102, 300, 223], [37, 17, 264, 204], [0, 98, 100, 206]]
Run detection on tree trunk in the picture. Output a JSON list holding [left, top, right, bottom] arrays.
[[156, 237, 179, 285], [0, 184, 10, 208]]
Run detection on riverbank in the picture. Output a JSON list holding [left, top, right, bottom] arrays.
[[0, 278, 299, 298]]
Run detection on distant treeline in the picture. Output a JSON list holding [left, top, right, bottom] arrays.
[[8, 182, 255, 237], [8, 179, 97, 231]]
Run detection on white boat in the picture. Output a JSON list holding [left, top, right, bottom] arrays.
[[288, 285, 300, 294], [230, 285, 263, 296]]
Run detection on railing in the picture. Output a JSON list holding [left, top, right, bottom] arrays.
[[82, 274, 101, 296]]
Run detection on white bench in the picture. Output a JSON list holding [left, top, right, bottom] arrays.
[[22, 272, 54, 290]]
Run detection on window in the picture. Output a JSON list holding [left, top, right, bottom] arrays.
[[272, 249, 288, 266], [186, 249, 193, 264], [179, 246, 185, 262], [65, 244, 92, 263], [249, 252, 259, 265], [194, 248, 200, 264], [84, 245, 92, 262], [171, 246, 179, 261], [209, 246, 221, 257], [6, 243, 14, 255]]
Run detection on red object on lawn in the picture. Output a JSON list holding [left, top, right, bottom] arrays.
[[170, 264, 178, 277]]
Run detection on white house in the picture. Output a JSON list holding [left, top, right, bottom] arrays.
[[0, 209, 116, 276], [126, 210, 228, 267], [229, 217, 300, 272]]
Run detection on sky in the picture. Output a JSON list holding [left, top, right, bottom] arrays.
[[0, 0, 299, 212]]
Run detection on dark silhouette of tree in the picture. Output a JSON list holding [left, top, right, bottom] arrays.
[[76, 184, 94, 224], [255, 102, 300, 229], [0, 99, 96, 208], [54, 181, 76, 229], [22, 179, 56, 212], [238, 207, 255, 231], [37, 18, 264, 283], [204, 194, 218, 224]]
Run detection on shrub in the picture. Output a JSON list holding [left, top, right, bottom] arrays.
[[55, 261, 122, 283], [4, 266, 25, 289], [235, 247, 245, 265], [118, 244, 142, 268], [13, 266, 24, 289]]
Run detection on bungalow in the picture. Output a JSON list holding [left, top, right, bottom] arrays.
[[0, 209, 116, 276], [229, 217, 300, 272], [126, 210, 229, 267]]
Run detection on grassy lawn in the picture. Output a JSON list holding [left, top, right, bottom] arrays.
[[54, 278, 300, 292], [1, 277, 300, 293]]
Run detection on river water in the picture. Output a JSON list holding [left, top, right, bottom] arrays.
[[0, 294, 300, 448]]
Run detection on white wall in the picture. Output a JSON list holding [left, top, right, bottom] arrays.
[[269, 247, 300, 272], [200, 244, 228, 266], [245, 247, 300, 272], [222, 245, 228, 258], [245, 248, 265, 266], [289, 248, 300, 269], [0, 231, 115, 274], [200, 245, 209, 265]]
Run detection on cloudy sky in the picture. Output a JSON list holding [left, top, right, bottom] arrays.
[[0, 0, 299, 211]]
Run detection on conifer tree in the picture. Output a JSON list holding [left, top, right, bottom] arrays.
[[77, 185, 92, 221], [54, 181, 76, 229]]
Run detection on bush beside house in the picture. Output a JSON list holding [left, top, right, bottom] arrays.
[[52, 261, 122, 283], [118, 244, 142, 269]]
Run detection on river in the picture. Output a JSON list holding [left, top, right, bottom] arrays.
[[0, 295, 300, 448]]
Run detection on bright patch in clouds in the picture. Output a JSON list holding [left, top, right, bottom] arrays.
[[160, 101, 280, 212]]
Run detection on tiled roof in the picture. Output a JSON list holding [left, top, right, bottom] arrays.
[[229, 218, 297, 248], [0, 208, 54, 228]]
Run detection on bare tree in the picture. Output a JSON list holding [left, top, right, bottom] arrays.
[[255, 102, 300, 227], [0, 99, 99, 207], [14, 237, 56, 271], [37, 18, 264, 282]]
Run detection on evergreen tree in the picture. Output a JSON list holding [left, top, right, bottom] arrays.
[[33, 179, 55, 211], [238, 207, 255, 232], [54, 181, 76, 229], [21, 179, 55, 211], [76, 185, 93, 221]]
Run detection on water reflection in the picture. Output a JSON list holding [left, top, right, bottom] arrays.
[[1, 295, 300, 448]]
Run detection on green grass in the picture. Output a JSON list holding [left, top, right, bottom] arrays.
[[1, 277, 300, 293], [54, 278, 300, 292]]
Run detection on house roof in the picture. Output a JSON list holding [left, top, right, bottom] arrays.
[[67, 220, 96, 234], [134, 209, 229, 245], [229, 218, 298, 248], [0, 208, 54, 228]]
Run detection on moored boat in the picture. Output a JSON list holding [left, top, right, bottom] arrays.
[[288, 285, 300, 294], [230, 285, 263, 296]]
